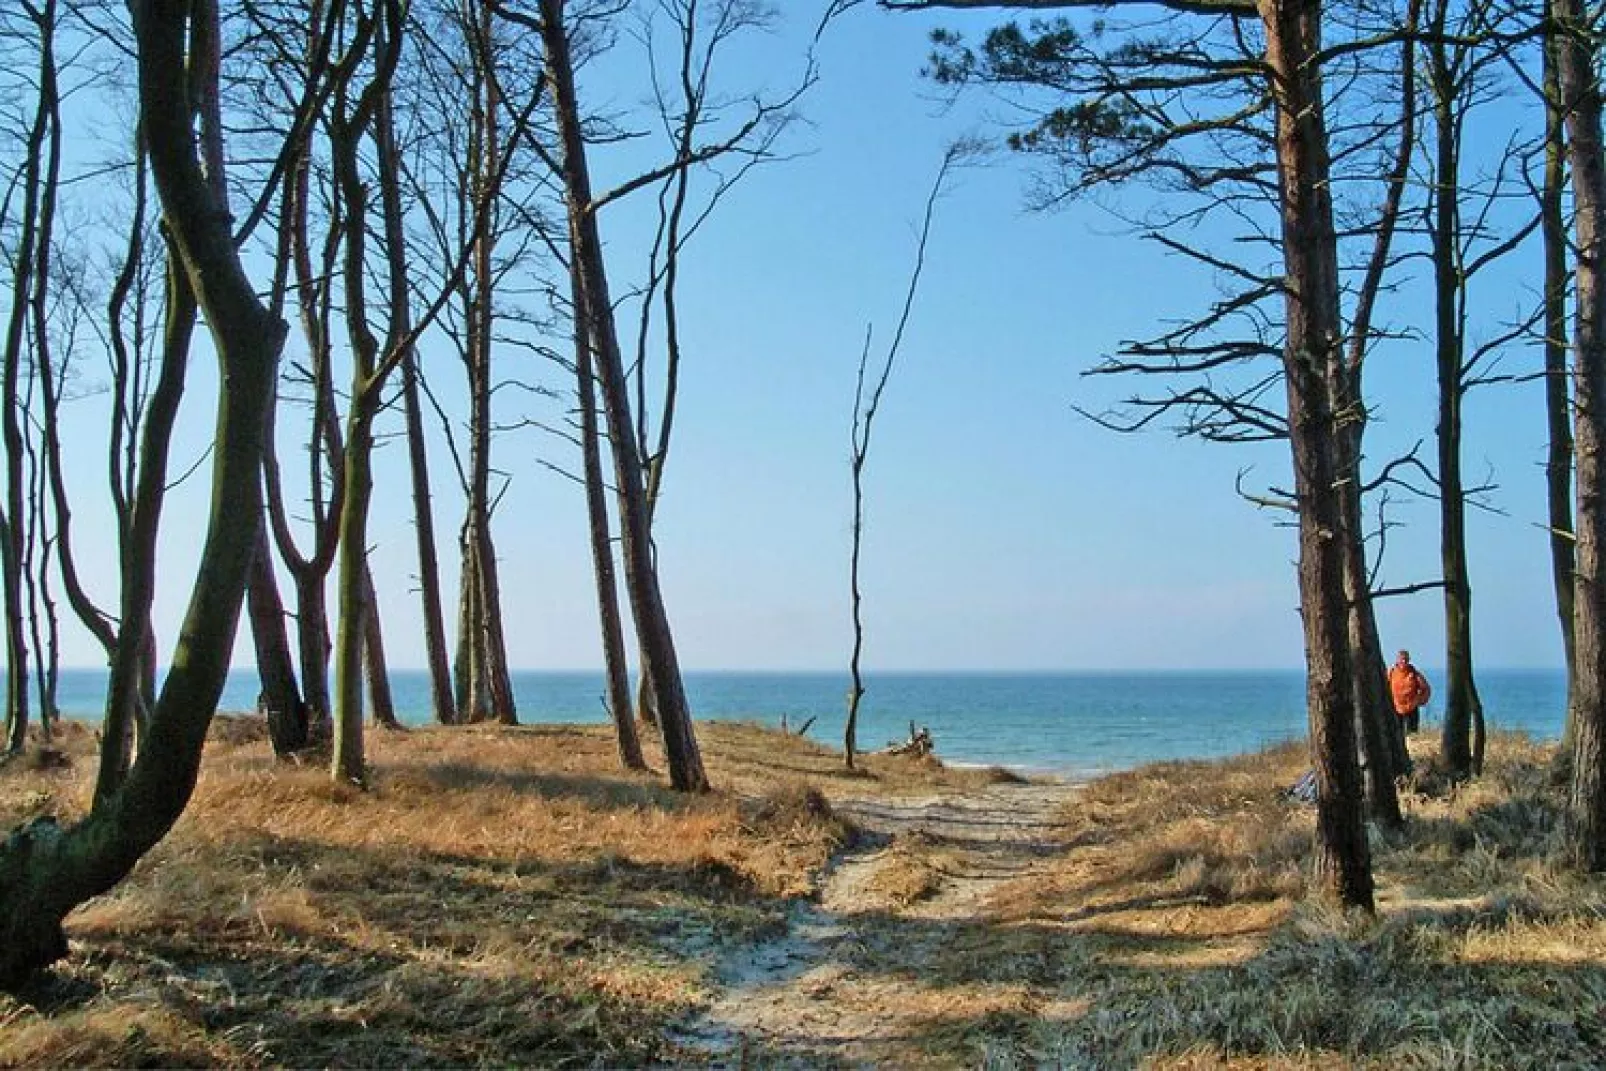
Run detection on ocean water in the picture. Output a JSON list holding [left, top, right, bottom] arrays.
[[41, 667, 1567, 780]]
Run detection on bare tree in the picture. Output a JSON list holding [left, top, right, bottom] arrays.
[[846, 148, 959, 769]]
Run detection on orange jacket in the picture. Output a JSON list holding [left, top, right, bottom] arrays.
[[1388, 663, 1431, 714]]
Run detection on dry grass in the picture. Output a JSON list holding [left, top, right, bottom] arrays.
[[773, 732, 1604, 1069], [4, 718, 1604, 1068], [861, 831, 950, 908], [976, 731, 1606, 1069], [0, 715, 976, 1068]]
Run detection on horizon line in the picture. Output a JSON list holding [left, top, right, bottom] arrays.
[[49, 663, 1568, 675]]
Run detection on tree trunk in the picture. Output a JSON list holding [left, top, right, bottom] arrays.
[[265, 56, 344, 746], [0, 0, 285, 985], [572, 261, 645, 769], [373, 81, 454, 726], [1339, 486, 1404, 826], [476, 526, 518, 724], [1261, 0, 1372, 908], [447, 0, 518, 728], [247, 520, 308, 755], [96, 230, 198, 805], [455, 530, 490, 720], [361, 563, 399, 729], [401, 347, 456, 724], [1557, 0, 1606, 871], [1428, 32, 1484, 780], [331, 411, 374, 784], [0, 0, 58, 754], [328, 0, 405, 787], [846, 447, 867, 770], [1543, 0, 1577, 754], [294, 572, 333, 734], [541, 0, 708, 792]]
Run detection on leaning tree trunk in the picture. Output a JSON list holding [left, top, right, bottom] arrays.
[[1557, 0, 1606, 872], [1263, 0, 1373, 908], [0, 0, 285, 985], [400, 345, 456, 724], [541, 0, 708, 792], [572, 261, 645, 769]]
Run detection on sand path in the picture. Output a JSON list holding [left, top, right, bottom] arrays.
[[669, 780, 1081, 1067]]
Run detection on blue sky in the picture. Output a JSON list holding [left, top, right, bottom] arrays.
[[48, 1, 1566, 673]]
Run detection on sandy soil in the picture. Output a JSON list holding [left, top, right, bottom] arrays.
[[668, 780, 1081, 1066]]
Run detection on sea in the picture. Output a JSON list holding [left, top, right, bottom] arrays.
[[40, 667, 1568, 781]]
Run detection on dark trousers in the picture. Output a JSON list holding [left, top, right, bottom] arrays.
[[1401, 708, 1420, 734]]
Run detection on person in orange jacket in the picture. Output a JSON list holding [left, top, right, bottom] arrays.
[[1388, 649, 1432, 734]]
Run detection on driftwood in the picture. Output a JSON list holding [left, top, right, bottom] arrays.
[[779, 713, 818, 737], [881, 721, 934, 758]]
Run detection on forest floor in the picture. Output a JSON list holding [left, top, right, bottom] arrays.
[[1, 715, 1604, 1068]]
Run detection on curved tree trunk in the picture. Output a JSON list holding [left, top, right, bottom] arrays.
[[0, 0, 285, 986], [96, 230, 197, 805]]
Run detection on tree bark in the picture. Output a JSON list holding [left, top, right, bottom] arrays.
[[1262, 0, 1373, 908], [1557, 0, 1606, 871]]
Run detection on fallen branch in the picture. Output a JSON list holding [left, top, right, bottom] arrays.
[[779, 713, 818, 737], [882, 722, 934, 758]]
